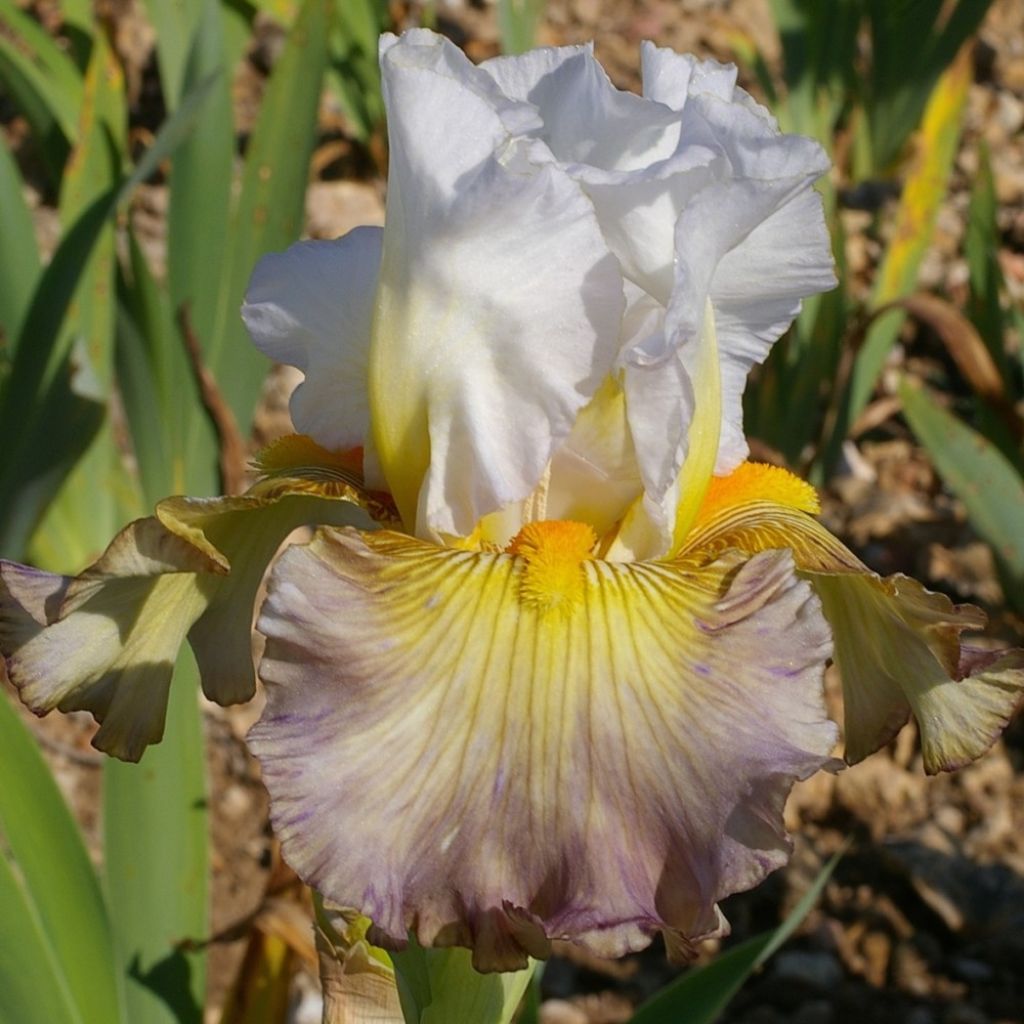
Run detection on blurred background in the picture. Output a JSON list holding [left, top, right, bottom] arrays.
[[0, 1, 1022, 1022]]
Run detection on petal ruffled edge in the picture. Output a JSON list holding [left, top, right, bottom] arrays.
[[252, 527, 836, 970]]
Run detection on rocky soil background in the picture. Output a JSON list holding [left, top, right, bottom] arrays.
[[3, 0, 1023, 1022]]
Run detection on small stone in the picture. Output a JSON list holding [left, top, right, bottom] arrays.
[[539, 1000, 588, 1024], [892, 941, 933, 998], [772, 950, 844, 990], [861, 930, 892, 987]]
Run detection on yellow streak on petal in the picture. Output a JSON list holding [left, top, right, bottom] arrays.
[[671, 300, 722, 553], [693, 463, 820, 531], [506, 520, 597, 614], [247, 433, 398, 524], [608, 301, 722, 561], [253, 434, 364, 478], [679, 498, 862, 572]]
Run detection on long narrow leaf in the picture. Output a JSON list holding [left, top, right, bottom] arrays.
[[900, 380, 1024, 610], [0, 851, 83, 1024], [103, 652, 208, 1024], [965, 143, 1012, 385], [0, 68, 222, 557], [29, 29, 133, 571], [191, 0, 330, 465], [0, 0, 84, 178], [167, 0, 234, 418], [866, 0, 991, 173], [138, 0, 202, 108], [0, 694, 123, 1023], [850, 44, 972, 419], [0, 134, 41, 347], [117, 230, 213, 501]]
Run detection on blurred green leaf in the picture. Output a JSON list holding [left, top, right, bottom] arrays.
[[497, 0, 545, 54], [0, 134, 41, 349], [0, 66, 222, 558], [30, 29, 134, 572], [515, 962, 544, 1024], [0, 852, 83, 1024], [631, 847, 844, 1024], [0, 694, 124, 1024], [767, 0, 857, 142], [900, 380, 1024, 610], [327, 0, 387, 143], [140, 0, 253, 111], [965, 143, 1013, 387], [56, 0, 94, 68], [845, 43, 972, 434], [865, 0, 991, 174], [189, 0, 331, 468], [139, 0, 203, 108], [103, 651, 208, 1024], [168, 0, 234, 428], [0, 0, 84, 180], [118, 230, 213, 501], [0, 188, 113, 559]]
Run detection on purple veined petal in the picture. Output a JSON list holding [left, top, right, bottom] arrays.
[[251, 527, 836, 971]]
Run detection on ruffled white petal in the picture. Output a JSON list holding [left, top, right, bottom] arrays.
[[640, 43, 740, 107], [371, 30, 624, 538], [482, 45, 681, 173], [707, 186, 835, 470], [242, 226, 383, 450]]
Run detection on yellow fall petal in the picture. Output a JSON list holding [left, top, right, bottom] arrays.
[[252, 526, 836, 971]]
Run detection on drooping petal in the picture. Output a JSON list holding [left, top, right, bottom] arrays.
[[370, 30, 624, 538], [813, 574, 1024, 773], [252, 527, 836, 971], [242, 226, 383, 450], [681, 473, 1024, 773], [0, 482, 369, 761]]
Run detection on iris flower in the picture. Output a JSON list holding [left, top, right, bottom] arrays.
[[2, 30, 1022, 978]]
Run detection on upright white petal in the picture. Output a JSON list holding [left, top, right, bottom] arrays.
[[242, 227, 383, 450], [371, 31, 624, 538]]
